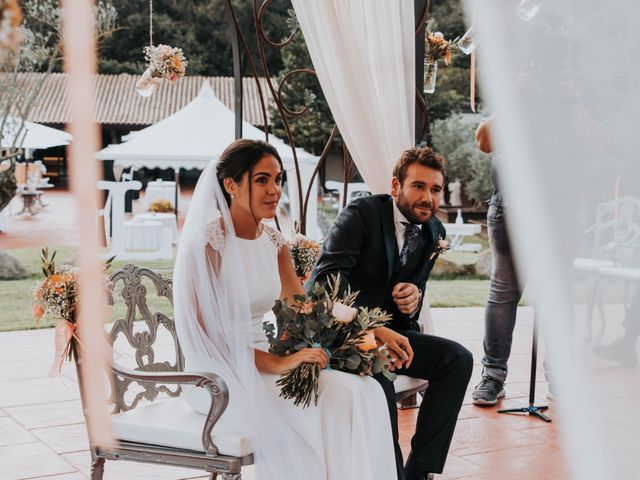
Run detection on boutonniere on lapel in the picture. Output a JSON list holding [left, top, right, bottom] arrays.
[[430, 235, 450, 261]]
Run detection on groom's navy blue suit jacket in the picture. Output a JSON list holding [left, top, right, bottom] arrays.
[[310, 194, 446, 332]]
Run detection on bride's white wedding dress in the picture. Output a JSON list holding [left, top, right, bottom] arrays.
[[190, 222, 397, 479]]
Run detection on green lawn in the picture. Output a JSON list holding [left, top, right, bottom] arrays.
[[1, 246, 492, 332]]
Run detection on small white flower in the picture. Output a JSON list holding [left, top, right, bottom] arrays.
[[332, 302, 357, 324]]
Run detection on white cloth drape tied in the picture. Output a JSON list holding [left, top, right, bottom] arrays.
[[291, 0, 415, 193]]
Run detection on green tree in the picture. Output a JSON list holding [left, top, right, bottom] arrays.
[[431, 114, 492, 206], [98, 0, 291, 76]]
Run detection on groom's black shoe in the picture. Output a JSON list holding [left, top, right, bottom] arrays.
[[405, 468, 434, 480]]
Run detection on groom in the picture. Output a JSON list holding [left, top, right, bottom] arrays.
[[310, 146, 473, 480]]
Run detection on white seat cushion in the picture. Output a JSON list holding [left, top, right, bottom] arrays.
[[395, 375, 428, 393], [598, 267, 640, 281], [111, 397, 252, 457], [574, 258, 615, 272]]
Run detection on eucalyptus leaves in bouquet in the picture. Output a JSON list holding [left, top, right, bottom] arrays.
[[264, 275, 396, 408]]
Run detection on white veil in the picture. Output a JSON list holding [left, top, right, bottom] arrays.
[[173, 161, 324, 479]]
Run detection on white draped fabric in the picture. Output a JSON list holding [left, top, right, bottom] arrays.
[[466, 1, 640, 478], [291, 0, 415, 194]]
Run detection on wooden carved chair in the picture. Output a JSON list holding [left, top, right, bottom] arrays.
[[76, 264, 253, 480]]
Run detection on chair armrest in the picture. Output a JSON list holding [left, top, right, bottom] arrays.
[[111, 364, 228, 456]]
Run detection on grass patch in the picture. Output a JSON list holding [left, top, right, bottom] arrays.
[[428, 279, 490, 307], [1, 246, 175, 332], [2, 245, 495, 332]]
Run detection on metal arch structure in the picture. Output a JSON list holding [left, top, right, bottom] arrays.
[[221, 0, 431, 233]]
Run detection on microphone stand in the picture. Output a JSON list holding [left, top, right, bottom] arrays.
[[497, 317, 551, 422]]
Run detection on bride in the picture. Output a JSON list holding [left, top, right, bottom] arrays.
[[174, 139, 397, 479]]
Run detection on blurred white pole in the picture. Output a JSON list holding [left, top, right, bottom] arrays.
[[61, 0, 114, 447]]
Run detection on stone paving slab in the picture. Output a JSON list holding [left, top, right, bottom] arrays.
[[0, 442, 78, 480]]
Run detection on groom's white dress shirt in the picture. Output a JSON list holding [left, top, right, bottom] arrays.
[[392, 200, 422, 254]]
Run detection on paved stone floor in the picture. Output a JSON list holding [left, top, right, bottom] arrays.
[[0, 306, 571, 480]]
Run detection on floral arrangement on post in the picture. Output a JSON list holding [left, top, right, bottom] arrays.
[[424, 31, 453, 94], [264, 275, 396, 408], [148, 198, 174, 213], [289, 233, 321, 283], [136, 44, 187, 97], [33, 248, 114, 376]]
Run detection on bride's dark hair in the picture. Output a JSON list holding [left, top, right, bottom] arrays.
[[216, 139, 283, 206]]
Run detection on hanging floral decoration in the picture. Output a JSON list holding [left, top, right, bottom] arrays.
[[136, 44, 187, 97], [425, 31, 453, 66], [423, 31, 453, 95], [0, 0, 22, 52], [135, 0, 188, 97]]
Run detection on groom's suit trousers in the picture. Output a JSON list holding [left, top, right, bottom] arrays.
[[374, 330, 473, 479]]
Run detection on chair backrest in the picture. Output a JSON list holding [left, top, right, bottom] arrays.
[[105, 265, 182, 413], [121, 167, 136, 182], [324, 181, 371, 211], [590, 196, 640, 263], [14, 162, 26, 185]]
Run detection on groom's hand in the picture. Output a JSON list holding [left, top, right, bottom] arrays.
[[374, 327, 414, 370], [392, 282, 422, 315]]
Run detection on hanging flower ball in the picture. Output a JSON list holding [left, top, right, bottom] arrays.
[[136, 44, 188, 97]]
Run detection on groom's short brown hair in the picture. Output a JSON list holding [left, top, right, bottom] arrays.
[[393, 146, 446, 185]]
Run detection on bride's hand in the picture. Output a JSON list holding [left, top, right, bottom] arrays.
[[278, 348, 329, 373]]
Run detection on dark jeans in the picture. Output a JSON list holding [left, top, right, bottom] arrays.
[[482, 203, 523, 383], [375, 330, 473, 479]]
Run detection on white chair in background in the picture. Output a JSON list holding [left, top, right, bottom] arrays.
[[324, 180, 371, 211]]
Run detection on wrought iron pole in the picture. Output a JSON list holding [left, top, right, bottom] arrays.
[[223, 0, 243, 139], [415, 0, 429, 144]]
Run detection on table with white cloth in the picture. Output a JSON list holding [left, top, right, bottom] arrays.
[[123, 220, 163, 251], [443, 223, 482, 252], [143, 180, 177, 210], [132, 212, 179, 243]]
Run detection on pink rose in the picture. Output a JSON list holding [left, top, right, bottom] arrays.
[[332, 302, 357, 323]]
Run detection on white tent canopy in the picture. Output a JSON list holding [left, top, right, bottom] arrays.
[[1, 116, 72, 149], [96, 81, 316, 169], [96, 81, 320, 238]]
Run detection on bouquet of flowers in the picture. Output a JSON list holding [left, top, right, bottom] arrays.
[[264, 275, 396, 408], [136, 44, 187, 97], [33, 248, 113, 376], [289, 233, 321, 279], [148, 198, 174, 213]]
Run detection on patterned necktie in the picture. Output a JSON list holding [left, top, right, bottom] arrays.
[[399, 223, 420, 266]]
